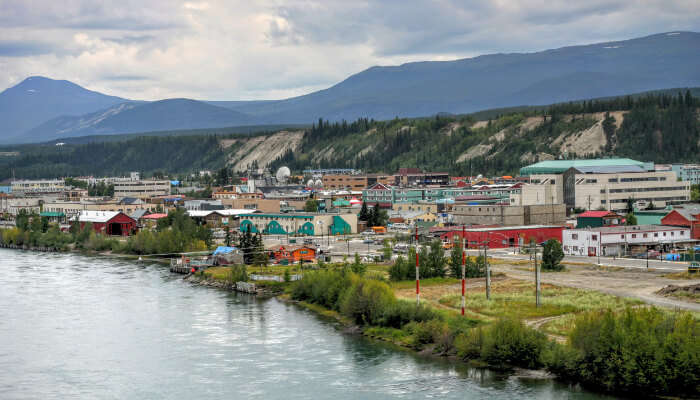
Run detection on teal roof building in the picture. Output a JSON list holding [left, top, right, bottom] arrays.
[[520, 158, 646, 176]]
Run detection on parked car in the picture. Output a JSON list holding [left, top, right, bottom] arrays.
[[362, 230, 376, 236], [363, 238, 374, 244]]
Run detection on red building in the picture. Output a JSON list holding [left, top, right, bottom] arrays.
[[439, 225, 564, 249], [661, 207, 700, 239], [74, 211, 137, 236], [268, 245, 317, 263]]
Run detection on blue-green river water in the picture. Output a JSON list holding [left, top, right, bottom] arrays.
[[0, 249, 616, 399]]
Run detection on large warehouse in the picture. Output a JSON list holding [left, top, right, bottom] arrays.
[[519, 158, 689, 212]]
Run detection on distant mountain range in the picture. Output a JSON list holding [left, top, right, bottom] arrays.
[[2, 31, 700, 144]]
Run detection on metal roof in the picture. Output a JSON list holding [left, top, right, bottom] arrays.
[[76, 211, 122, 223], [520, 158, 644, 176]]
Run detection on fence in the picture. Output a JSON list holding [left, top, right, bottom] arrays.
[[249, 273, 302, 282]]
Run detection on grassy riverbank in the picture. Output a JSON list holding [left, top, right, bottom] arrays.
[[283, 268, 699, 398]]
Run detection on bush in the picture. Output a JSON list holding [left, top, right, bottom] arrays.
[[339, 278, 396, 325], [455, 327, 485, 359], [480, 319, 548, 369], [541, 239, 564, 271], [382, 300, 441, 329], [229, 265, 248, 282], [557, 307, 699, 396]]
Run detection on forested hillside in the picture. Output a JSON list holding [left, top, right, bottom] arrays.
[[270, 91, 700, 175], [0, 91, 698, 180]]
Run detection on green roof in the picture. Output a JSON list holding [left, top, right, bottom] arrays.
[[40, 211, 65, 217], [520, 158, 644, 176]]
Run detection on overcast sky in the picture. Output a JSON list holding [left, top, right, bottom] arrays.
[[1, 0, 699, 100]]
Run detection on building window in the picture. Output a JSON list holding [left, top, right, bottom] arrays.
[[671, 232, 674, 236], [573, 246, 578, 252], [620, 234, 624, 239], [643, 233, 648, 238], [572, 234, 578, 240], [654, 233, 658, 237], [632, 234, 637, 238], [592, 235, 597, 241], [663, 232, 667, 236]]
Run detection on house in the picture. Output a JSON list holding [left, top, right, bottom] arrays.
[[562, 225, 693, 257], [576, 211, 623, 228], [140, 213, 168, 228], [661, 204, 700, 239], [269, 245, 316, 263], [73, 211, 137, 236]]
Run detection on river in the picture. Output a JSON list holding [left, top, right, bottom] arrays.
[[0, 249, 615, 399]]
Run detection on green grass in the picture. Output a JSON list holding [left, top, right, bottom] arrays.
[[438, 280, 641, 321], [390, 277, 460, 289]]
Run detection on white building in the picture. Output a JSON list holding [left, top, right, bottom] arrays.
[[562, 225, 692, 257], [113, 180, 170, 199], [11, 179, 66, 195], [520, 159, 690, 212]]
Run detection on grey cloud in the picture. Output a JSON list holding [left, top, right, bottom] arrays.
[[100, 75, 152, 81], [0, 40, 54, 57], [102, 35, 157, 45]]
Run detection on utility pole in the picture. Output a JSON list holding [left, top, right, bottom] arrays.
[[461, 225, 466, 316], [535, 244, 541, 307], [484, 234, 491, 300], [415, 226, 420, 305]]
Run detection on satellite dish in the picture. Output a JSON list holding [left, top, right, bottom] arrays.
[[276, 166, 291, 183]]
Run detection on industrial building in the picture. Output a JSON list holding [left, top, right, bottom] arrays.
[[113, 179, 171, 199], [520, 159, 690, 213], [450, 203, 566, 226], [439, 225, 564, 249]]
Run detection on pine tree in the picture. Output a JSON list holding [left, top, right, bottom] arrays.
[[359, 201, 369, 221]]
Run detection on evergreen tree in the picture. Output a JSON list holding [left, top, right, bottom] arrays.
[[541, 239, 564, 271], [359, 201, 369, 221]]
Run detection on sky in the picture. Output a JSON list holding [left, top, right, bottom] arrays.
[[0, 0, 699, 101]]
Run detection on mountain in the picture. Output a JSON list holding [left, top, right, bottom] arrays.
[[215, 32, 700, 123], [2, 31, 700, 144], [0, 76, 126, 140], [23, 99, 254, 142]]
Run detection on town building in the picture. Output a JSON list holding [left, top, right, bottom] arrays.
[[239, 213, 358, 236], [113, 179, 171, 199], [393, 168, 450, 186], [221, 198, 306, 213], [576, 211, 623, 228], [268, 245, 317, 264], [439, 225, 564, 249], [520, 159, 690, 213], [562, 225, 692, 257], [451, 203, 566, 226], [11, 179, 66, 195], [72, 211, 137, 236], [184, 199, 223, 211], [660, 204, 700, 239], [321, 173, 393, 190], [672, 163, 700, 185]]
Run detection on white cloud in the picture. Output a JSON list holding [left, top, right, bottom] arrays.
[[0, 0, 698, 100]]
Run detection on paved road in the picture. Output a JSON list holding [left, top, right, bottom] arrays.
[[471, 248, 691, 272]]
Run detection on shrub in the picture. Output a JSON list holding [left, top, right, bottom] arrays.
[[455, 327, 485, 359], [480, 319, 548, 369], [382, 300, 441, 329], [229, 265, 248, 282], [339, 278, 395, 325], [559, 307, 699, 396]]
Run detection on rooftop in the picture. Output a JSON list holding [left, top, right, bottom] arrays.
[[520, 158, 644, 176]]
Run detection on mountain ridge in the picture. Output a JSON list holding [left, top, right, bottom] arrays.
[[2, 31, 700, 143]]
